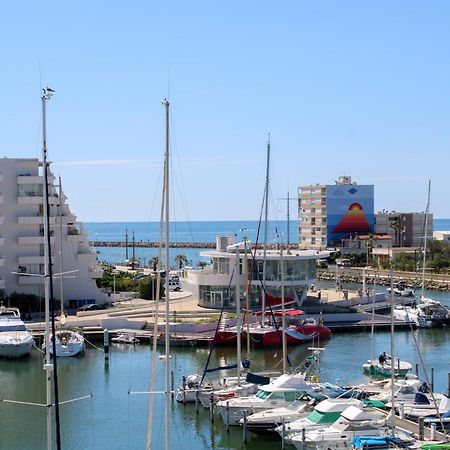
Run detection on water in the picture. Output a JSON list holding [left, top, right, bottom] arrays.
[[86, 219, 450, 267], [1, 287, 449, 449]]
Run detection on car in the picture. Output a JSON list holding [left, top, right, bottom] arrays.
[[77, 303, 107, 312]]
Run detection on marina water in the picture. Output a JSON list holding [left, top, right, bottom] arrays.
[[1, 220, 449, 449]]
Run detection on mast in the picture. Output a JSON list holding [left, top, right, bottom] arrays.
[[244, 237, 251, 358], [235, 246, 241, 383], [421, 180, 431, 300], [163, 98, 171, 450], [281, 246, 287, 373], [287, 189, 290, 250], [389, 264, 396, 433], [125, 228, 129, 260], [58, 177, 64, 318], [132, 230, 136, 269], [261, 135, 270, 325], [41, 87, 62, 450]]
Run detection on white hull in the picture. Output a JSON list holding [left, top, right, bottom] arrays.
[[47, 330, 85, 357], [0, 333, 34, 358]]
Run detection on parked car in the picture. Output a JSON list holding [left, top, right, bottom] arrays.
[[77, 303, 106, 312]]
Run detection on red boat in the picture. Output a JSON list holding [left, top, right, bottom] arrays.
[[246, 310, 331, 347]]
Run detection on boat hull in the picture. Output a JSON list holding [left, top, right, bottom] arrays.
[[249, 325, 331, 347], [0, 336, 34, 358]]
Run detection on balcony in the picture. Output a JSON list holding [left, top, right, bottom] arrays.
[[18, 256, 46, 264], [18, 216, 45, 225], [18, 193, 59, 206], [18, 236, 55, 245], [17, 175, 43, 184], [18, 274, 44, 285]]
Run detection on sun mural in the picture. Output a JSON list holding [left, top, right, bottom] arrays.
[[332, 202, 371, 233]]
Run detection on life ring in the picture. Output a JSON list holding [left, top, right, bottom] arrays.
[[310, 375, 320, 383]]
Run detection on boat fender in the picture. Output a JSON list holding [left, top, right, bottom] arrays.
[[310, 375, 320, 383], [159, 332, 165, 340]]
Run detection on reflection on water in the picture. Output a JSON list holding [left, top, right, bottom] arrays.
[[0, 309, 448, 449]]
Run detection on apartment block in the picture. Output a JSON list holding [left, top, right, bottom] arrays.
[[0, 158, 106, 306], [375, 211, 433, 247], [299, 176, 374, 250]]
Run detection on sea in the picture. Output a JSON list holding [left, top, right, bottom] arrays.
[[84, 218, 450, 267], [0, 220, 449, 449]]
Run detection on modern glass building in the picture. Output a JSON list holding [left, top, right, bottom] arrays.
[[181, 236, 329, 310]]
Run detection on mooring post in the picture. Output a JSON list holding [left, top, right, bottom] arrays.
[[195, 389, 199, 414], [171, 370, 174, 400], [447, 372, 450, 398], [415, 363, 419, 378], [302, 427, 306, 450], [281, 418, 286, 450], [226, 401, 230, 432], [431, 367, 434, 392], [103, 329, 109, 360], [430, 423, 436, 441], [418, 417, 424, 441], [242, 411, 247, 443], [209, 393, 215, 423], [399, 402, 405, 420]]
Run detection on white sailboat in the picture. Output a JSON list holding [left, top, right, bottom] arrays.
[[47, 177, 85, 357]]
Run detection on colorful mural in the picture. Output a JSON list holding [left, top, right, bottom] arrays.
[[326, 185, 374, 245]]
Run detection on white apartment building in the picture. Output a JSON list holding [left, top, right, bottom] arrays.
[[375, 211, 433, 247], [0, 158, 106, 307], [298, 184, 327, 250]]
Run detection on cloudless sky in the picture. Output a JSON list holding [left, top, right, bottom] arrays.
[[1, 1, 449, 222]]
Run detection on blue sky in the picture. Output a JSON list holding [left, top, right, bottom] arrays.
[[1, 1, 449, 222]]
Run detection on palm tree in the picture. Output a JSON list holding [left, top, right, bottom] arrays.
[[174, 254, 188, 269], [390, 220, 405, 247], [150, 256, 159, 271]]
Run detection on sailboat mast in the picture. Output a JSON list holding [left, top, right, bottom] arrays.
[[41, 88, 62, 450], [281, 246, 287, 373], [389, 265, 396, 433], [421, 180, 431, 300], [261, 135, 270, 325], [235, 246, 241, 384], [163, 98, 171, 450], [287, 189, 290, 249], [58, 177, 64, 317]]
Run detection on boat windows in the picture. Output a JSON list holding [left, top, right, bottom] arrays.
[[307, 409, 342, 424], [255, 389, 270, 399], [268, 392, 284, 400], [284, 391, 300, 402], [398, 386, 416, 395], [0, 324, 27, 331]]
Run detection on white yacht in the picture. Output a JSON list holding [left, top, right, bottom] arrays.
[[394, 298, 450, 328], [275, 398, 364, 444], [290, 406, 395, 450], [47, 329, 85, 357], [216, 373, 321, 426], [0, 305, 34, 358]]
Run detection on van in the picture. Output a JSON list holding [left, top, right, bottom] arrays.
[[336, 258, 351, 267]]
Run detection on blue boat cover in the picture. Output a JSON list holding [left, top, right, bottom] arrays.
[[352, 435, 402, 449]]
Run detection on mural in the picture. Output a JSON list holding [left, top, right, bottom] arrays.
[[326, 185, 374, 245]]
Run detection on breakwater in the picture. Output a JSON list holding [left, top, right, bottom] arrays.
[[90, 241, 300, 250], [318, 269, 450, 291]]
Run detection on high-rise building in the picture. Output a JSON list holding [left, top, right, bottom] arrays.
[[0, 158, 106, 306], [375, 211, 433, 247], [298, 176, 375, 249]]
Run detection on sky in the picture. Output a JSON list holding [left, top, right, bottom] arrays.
[[1, 1, 450, 222]]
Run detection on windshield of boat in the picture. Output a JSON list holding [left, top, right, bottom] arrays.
[[0, 312, 18, 318], [0, 324, 27, 331], [307, 409, 342, 424]]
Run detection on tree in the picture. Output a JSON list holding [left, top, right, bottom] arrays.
[[138, 276, 164, 300], [429, 256, 449, 274], [197, 261, 208, 269], [390, 220, 405, 247], [174, 254, 188, 269], [150, 256, 159, 271]]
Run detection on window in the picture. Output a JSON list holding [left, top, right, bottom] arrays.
[[284, 391, 299, 402]]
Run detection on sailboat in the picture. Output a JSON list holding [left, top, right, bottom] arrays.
[[245, 139, 331, 347], [47, 177, 85, 357], [362, 268, 412, 378], [394, 181, 450, 328]]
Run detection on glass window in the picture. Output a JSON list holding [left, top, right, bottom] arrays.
[[268, 392, 284, 400], [284, 391, 298, 402]]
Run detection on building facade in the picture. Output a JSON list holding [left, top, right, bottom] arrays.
[[181, 235, 330, 310], [299, 176, 374, 249], [375, 211, 433, 247], [0, 158, 106, 306]]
